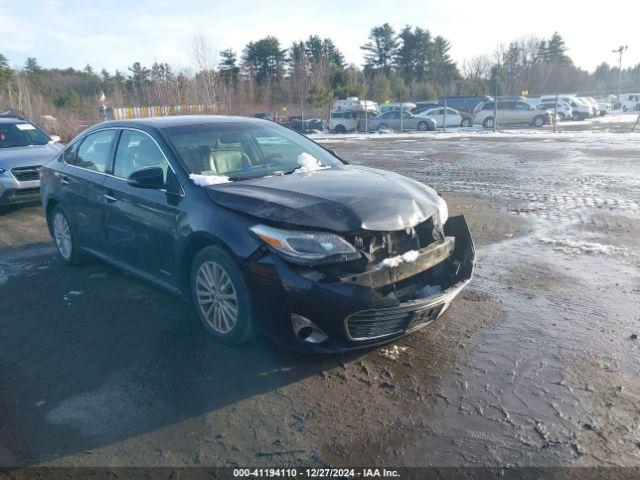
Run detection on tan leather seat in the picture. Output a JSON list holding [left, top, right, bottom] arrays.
[[209, 150, 250, 175]]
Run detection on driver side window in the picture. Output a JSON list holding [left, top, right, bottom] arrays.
[[113, 130, 169, 181]]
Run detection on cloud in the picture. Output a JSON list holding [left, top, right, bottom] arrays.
[[1, 0, 639, 72]]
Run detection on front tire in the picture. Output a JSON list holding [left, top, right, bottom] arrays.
[[417, 121, 429, 131], [191, 245, 255, 345], [50, 205, 83, 265]]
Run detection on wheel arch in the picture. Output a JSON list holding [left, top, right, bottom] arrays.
[[44, 197, 60, 235], [179, 231, 243, 291]]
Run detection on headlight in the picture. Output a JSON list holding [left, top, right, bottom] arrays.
[[436, 196, 448, 226], [249, 224, 360, 265]]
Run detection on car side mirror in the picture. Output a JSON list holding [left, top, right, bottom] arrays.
[[127, 166, 165, 189], [50, 135, 61, 143]]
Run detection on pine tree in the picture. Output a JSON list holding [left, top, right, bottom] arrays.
[[361, 23, 398, 74], [0, 53, 12, 88], [218, 49, 240, 85]]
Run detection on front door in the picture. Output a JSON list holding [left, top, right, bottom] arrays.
[[103, 129, 183, 282]]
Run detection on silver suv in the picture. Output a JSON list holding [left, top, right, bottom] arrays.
[[0, 115, 63, 206], [473, 100, 551, 129]]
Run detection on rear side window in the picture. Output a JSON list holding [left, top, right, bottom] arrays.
[[72, 130, 116, 173], [483, 102, 495, 110]]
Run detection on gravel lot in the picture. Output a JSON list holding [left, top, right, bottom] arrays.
[[1, 114, 639, 469]]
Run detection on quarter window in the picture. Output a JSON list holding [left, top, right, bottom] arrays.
[[73, 130, 116, 172], [113, 130, 169, 181]]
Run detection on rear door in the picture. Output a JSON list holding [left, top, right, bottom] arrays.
[[60, 129, 117, 253], [428, 108, 445, 127], [498, 101, 514, 123], [102, 129, 184, 281], [514, 101, 534, 124], [445, 108, 460, 127]]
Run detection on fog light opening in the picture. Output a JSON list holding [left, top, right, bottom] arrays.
[[291, 313, 328, 344], [297, 327, 313, 340]]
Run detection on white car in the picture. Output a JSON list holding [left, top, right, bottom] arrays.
[[540, 96, 593, 120], [577, 96, 601, 117], [416, 107, 463, 127], [538, 101, 573, 121]]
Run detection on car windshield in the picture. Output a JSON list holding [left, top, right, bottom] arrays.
[[162, 121, 342, 181], [0, 122, 50, 149]]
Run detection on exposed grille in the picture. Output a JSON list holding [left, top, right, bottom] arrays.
[[346, 302, 443, 341], [345, 217, 442, 265], [11, 166, 40, 182]]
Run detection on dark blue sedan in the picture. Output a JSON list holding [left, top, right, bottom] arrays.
[[40, 116, 474, 352]]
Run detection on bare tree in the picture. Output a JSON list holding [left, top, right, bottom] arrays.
[[191, 30, 218, 105]]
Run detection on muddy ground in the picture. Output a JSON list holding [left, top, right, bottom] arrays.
[[1, 115, 639, 471]]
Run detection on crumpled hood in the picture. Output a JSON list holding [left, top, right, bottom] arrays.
[[205, 165, 441, 232], [0, 143, 63, 170]]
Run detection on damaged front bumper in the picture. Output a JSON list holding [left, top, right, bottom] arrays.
[[245, 215, 475, 352]]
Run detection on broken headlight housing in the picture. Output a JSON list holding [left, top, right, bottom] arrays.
[[435, 196, 448, 227], [250, 224, 360, 265]]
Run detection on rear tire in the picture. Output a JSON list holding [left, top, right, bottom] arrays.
[[50, 205, 83, 265], [334, 124, 346, 134], [461, 118, 472, 127], [190, 245, 255, 345], [482, 117, 495, 129], [417, 121, 429, 131], [532, 115, 545, 128]]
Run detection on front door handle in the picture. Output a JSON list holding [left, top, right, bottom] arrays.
[[60, 175, 70, 186], [104, 193, 117, 203]]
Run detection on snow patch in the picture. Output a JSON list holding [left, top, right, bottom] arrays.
[[294, 152, 330, 173], [378, 250, 421, 269], [189, 173, 231, 186], [539, 237, 636, 257], [379, 345, 409, 361]]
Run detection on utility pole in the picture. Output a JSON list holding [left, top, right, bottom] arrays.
[[364, 98, 368, 133], [554, 90, 559, 133], [443, 90, 447, 134], [300, 50, 305, 133], [493, 81, 498, 133], [612, 45, 628, 107]]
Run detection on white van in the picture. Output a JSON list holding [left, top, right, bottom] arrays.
[[329, 98, 379, 133], [622, 94, 640, 112]]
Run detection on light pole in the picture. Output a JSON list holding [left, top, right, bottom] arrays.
[[612, 45, 628, 106]]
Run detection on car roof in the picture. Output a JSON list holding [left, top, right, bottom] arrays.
[[93, 115, 271, 130], [0, 117, 31, 125]]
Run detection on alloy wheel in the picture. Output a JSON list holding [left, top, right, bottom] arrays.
[[195, 261, 239, 334], [53, 212, 72, 260]]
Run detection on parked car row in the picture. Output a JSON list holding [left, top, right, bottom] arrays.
[[329, 90, 632, 133]]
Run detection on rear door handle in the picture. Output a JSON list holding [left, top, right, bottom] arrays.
[[104, 193, 117, 203]]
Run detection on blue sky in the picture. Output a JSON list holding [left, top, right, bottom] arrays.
[[2, 0, 639, 73]]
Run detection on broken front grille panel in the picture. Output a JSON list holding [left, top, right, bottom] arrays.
[[346, 216, 443, 265]]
